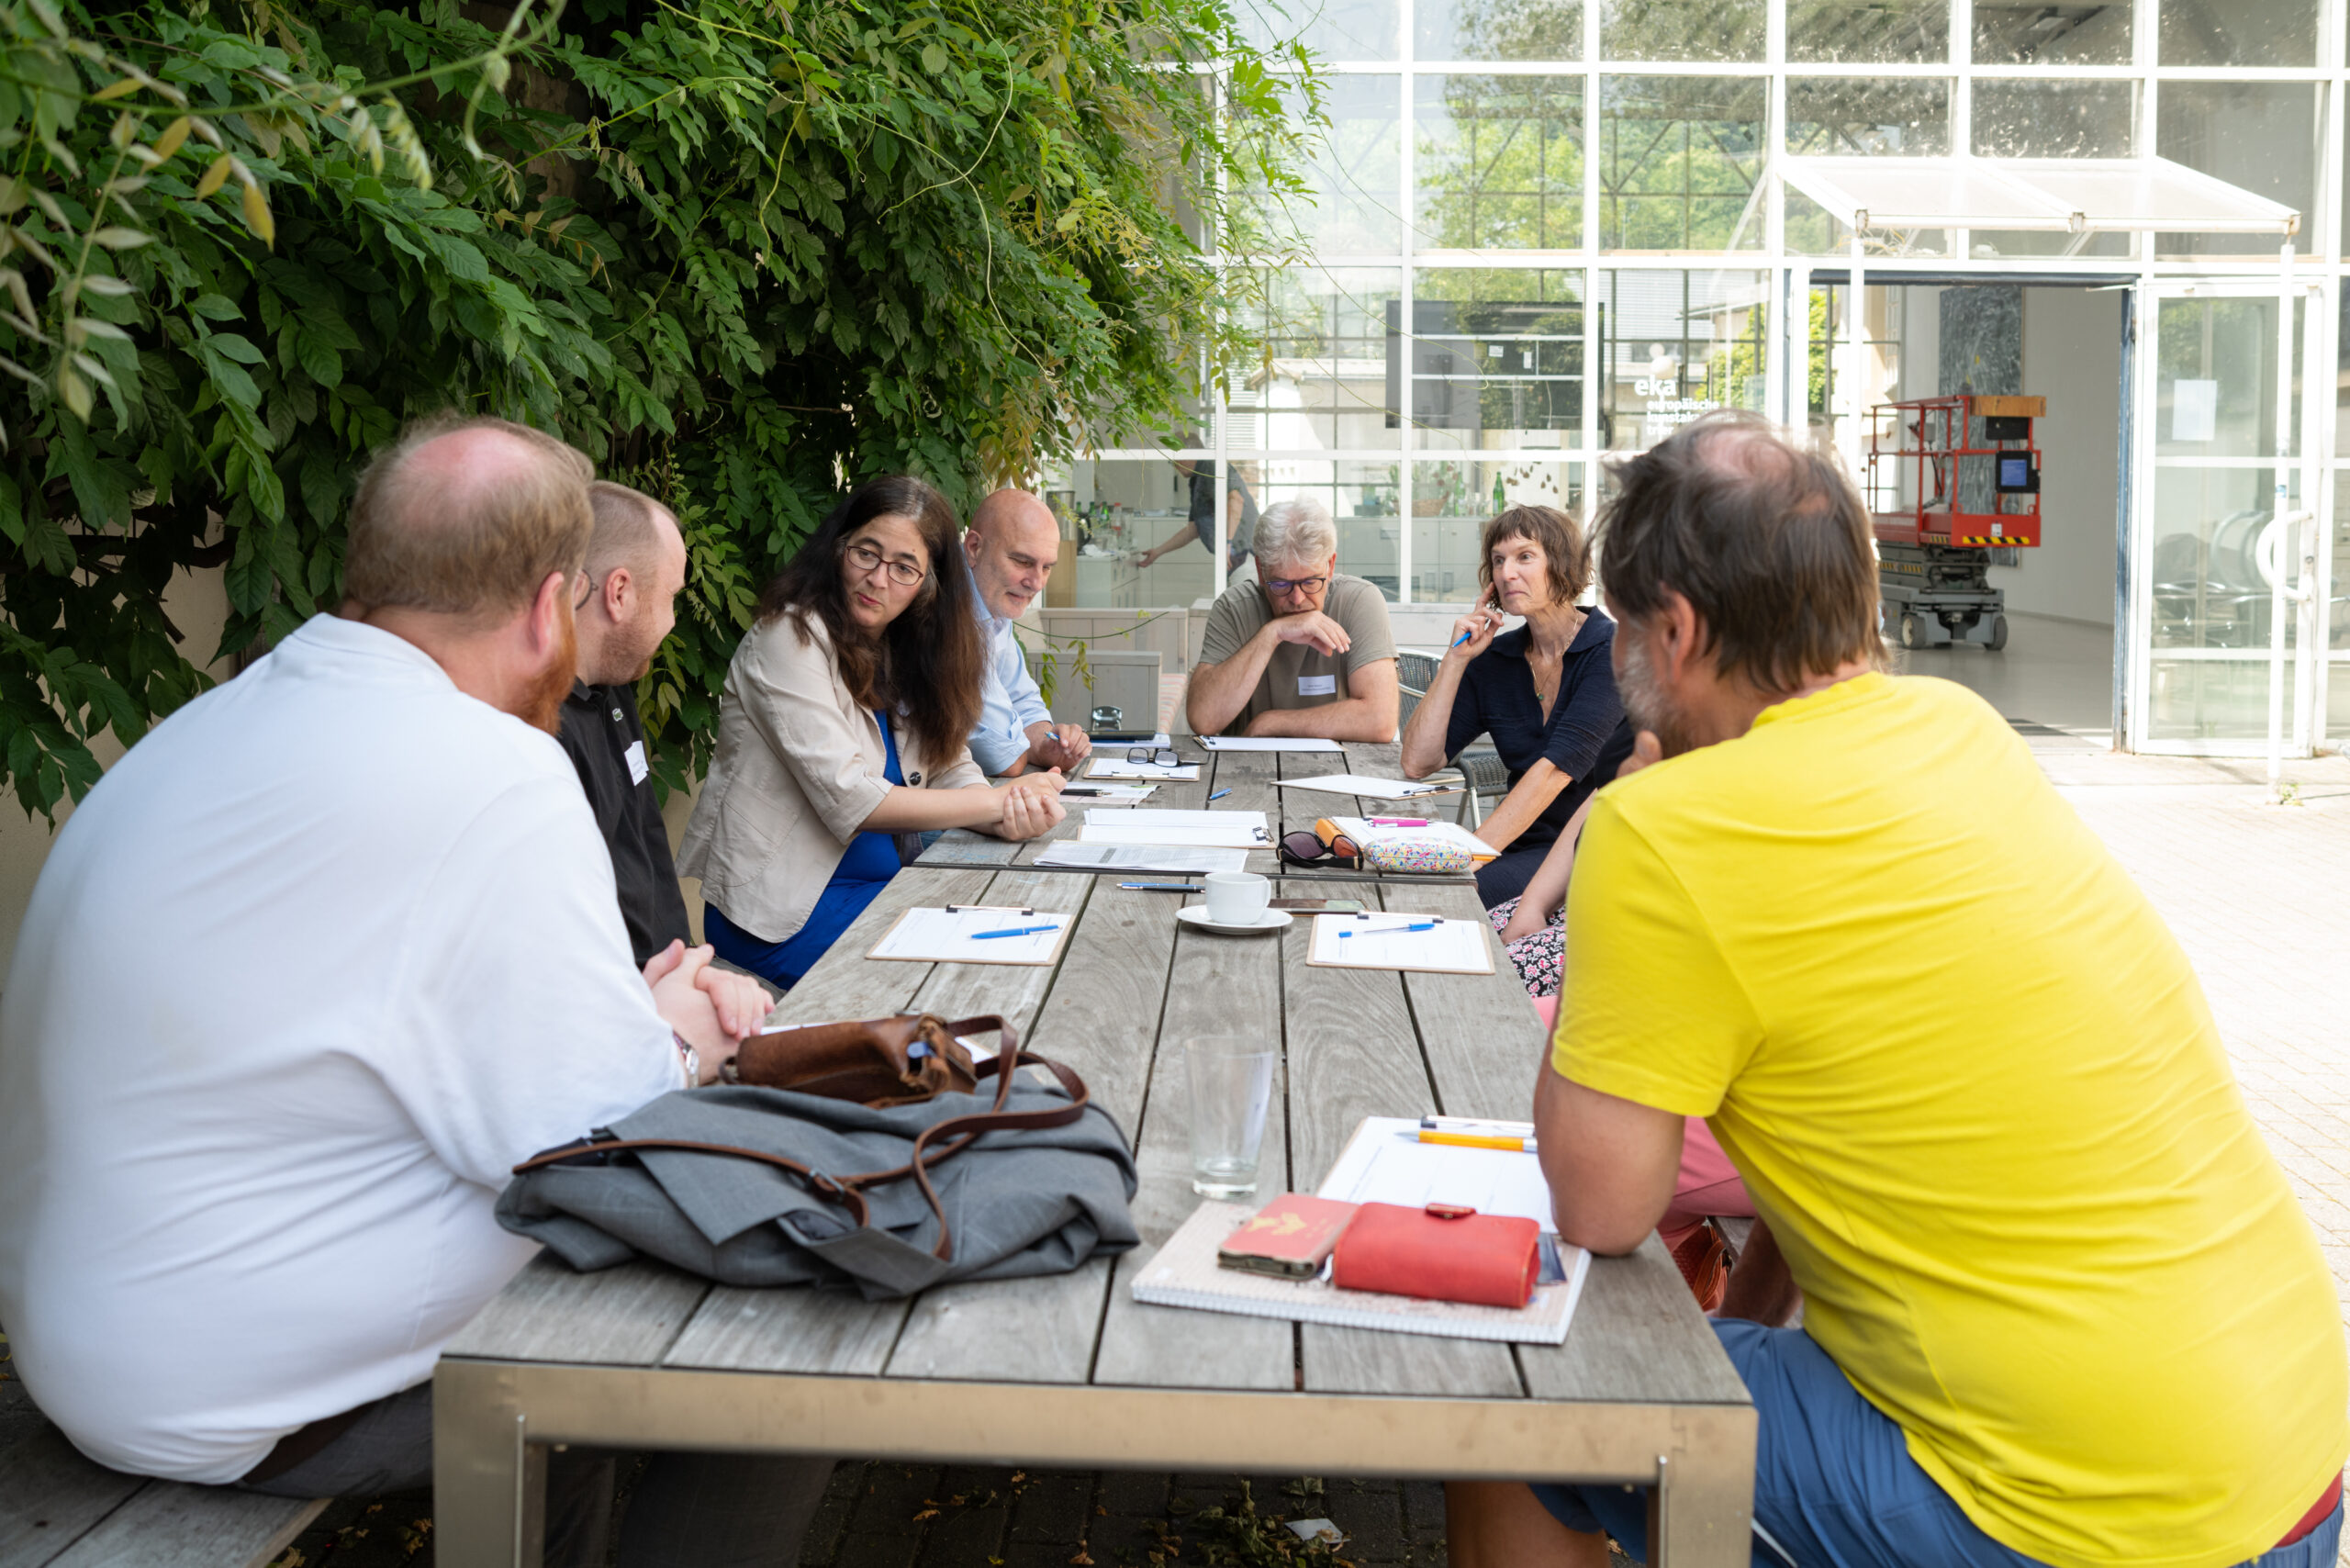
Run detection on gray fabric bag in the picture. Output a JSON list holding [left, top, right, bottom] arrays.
[[496, 1049, 1138, 1300]]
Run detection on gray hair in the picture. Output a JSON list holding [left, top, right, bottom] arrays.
[[1252, 497, 1337, 565]]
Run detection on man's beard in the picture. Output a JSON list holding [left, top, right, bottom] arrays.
[[519, 602, 578, 735], [1615, 622, 1703, 759]]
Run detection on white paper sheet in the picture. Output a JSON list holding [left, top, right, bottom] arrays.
[[1086, 756, 1203, 780], [1033, 843, 1251, 874], [1058, 782, 1158, 802], [1317, 1116, 1556, 1230], [1275, 773, 1459, 799], [1078, 807, 1271, 849], [1307, 912, 1494, 974], [867, 904, 1073, 964], [1199, 736, 1344, 753]]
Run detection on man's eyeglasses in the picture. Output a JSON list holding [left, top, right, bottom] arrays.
[[845, 541, 925, 588], [1279, 829, 1359, 868], [1263, 575, 1327, 596], [1127, 747, 1180, 767]]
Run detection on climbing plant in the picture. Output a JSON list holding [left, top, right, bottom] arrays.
[[0, 0, 1317, 813]]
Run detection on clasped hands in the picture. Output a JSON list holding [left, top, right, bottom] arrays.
[[643, 939, 772, 1083]]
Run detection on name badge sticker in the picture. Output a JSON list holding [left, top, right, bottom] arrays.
[[1297, 674, 1337, 697], [624, 739, 650, 786]]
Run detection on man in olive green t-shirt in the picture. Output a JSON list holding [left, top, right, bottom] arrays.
[[1184, 498, 1399, 742]]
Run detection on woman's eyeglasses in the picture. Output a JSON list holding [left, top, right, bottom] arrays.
[[845, 541, 925, 588], [1279, 829, 1358, 868]]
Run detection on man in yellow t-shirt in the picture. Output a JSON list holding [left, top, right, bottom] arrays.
[[1449, 413, 2346, 1568]]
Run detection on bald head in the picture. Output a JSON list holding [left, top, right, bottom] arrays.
[[343, 414, 595, 623], [963, 489, 1062, 621]]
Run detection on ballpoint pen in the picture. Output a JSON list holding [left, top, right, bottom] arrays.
[[972, 924, 1060, 939], [1338, 921, 1438, 937], [1367, 817, 1429, 826], [1117, 882, 1197, 892], [1207, 788, 1232, 801]]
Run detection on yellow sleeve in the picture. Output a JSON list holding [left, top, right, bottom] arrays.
[[1553, 797, 1760, 1117]]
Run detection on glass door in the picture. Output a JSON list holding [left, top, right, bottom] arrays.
[[2129, 282, 2325, 756]]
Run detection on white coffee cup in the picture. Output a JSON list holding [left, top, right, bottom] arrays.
[[1203, 870, 1272, 925]]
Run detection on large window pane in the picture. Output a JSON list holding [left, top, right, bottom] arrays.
[[1785, 80, 1951, 255], [1417, 0, 1583, 60], [1061, 456, 1237, 608], [1416, 76, 1584, 250], [1602, 0, 1764, 62], [1245, 75, 1404, 256], [1969, 80, 2134, 257], [1600, 77, 1765, 251], [1233, 269, 1403, 452], [2158, 0, 2316, 66], [1237, 0, 1399, 59], [1788, 0, 1948, 62], [2157, 83, 2321, 259], [1971, 0, 2130, 63], [1411, 459, 1584, 600], [1405, 268, 1587, 449], [1597, 269, 1770, 451]]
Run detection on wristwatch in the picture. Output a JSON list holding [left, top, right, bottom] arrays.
[[673, 1029, 700, 1090]]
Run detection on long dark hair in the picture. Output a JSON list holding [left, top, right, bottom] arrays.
[[759, 475, 985, 764]]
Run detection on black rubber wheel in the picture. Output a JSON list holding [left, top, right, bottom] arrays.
[[1898, 612, 1920, 650], [1987, 613, 2009, 652]]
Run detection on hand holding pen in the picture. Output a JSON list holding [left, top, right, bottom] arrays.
[[1446, 589, 1503, 661]]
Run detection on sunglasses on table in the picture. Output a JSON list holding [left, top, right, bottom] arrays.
[[1127, 747, 1181, 766], [1278, 829, 1359, 868]]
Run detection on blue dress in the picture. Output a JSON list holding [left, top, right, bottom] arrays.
[[703, 711, 904, 991]]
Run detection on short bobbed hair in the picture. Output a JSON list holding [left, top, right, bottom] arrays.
[[1596, 410, 1885, 697], [343, 413, 594, 620], [1477, 505, 1590, 610]]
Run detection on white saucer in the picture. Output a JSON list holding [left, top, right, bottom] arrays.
[[1176, 905, 1293, 937]]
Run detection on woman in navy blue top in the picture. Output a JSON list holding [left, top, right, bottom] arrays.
[[1398, 505, 1633, 908]]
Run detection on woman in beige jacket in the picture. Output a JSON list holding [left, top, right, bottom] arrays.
[[679, 476, 1066, 989]]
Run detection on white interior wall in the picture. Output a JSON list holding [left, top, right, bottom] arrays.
[[1988, 287, 2124, 626]]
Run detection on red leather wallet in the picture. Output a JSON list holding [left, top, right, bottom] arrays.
[[1329, 1202, 1540, 1308]]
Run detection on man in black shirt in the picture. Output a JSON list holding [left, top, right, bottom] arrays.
[[557, 481, 696, 967]]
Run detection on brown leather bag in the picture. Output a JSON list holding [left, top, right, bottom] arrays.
[[721, 1012, 990, 1105]]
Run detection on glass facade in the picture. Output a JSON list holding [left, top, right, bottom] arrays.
[[1057, 0, 2350, 752]]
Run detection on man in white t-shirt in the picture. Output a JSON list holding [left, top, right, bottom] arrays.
[[0, 415, 827, 1565]]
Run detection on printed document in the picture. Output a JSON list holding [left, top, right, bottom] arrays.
[[1079, 808, 1271, 850], [1086, 756, 1203, 781], [867, 905, 1073, 965], [1199, 736, 1344, 753]]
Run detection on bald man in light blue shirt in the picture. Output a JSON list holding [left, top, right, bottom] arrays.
[[963, 490, 1091, 777]]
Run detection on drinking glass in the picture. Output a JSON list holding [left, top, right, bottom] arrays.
[[1184, 1036, 1277, 1197]]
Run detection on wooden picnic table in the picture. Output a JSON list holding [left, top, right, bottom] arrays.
[[432, 743, 1755, 1567]]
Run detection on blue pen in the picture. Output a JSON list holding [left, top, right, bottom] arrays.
[[1207, 787, 1232, 801], [973, 924, 1060, 939], [1340, 921, 1439, 937]]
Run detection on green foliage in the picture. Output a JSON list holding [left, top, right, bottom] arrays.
[[0, 0, 1315, 817]]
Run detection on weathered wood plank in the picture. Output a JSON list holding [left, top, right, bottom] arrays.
[[1394, 879, 1546, 1122], [915, 827, 1016, 867], [44, 1480, 325, 1568], [883, 868, 1159, 1382], [1196, 748, 1281, 876], [0, 1427, 146, 1568], [1280, 876, 1525, 1397], [1517, 1237, 1750, 1406], [1273, 747, 1364, 842], [445, 1253, 711, 1365], [663, 1284, 909, 1375], [772, 867, 994, 1023], [1094, 892, 1293, 1391]]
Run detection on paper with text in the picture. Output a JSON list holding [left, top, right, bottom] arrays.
[[867, 905, 1074, 966], [1086, 756, 1203, 780], [1306, 912, 1494, 974], [1199, 735, 1344, 753], [1034, 843, 1252, 874], [1275, 774, 1459, 799]]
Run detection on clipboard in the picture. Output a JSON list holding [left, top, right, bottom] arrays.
[[1304, 912, 1495, 975], [866, 904, 1076, 966]]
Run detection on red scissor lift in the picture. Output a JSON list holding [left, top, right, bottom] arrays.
[[1864, 393, 2044, 651]]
